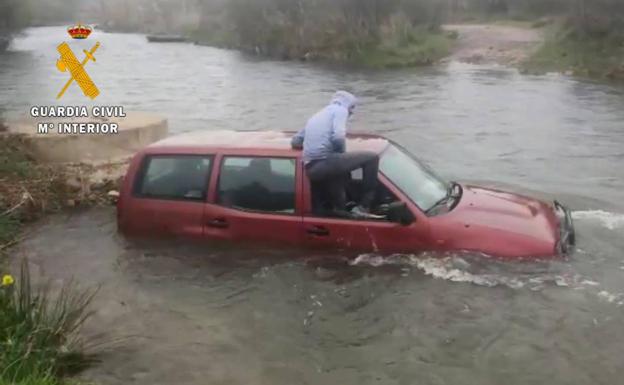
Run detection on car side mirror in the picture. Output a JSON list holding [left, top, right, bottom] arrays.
[[386, 201, 416, 226]]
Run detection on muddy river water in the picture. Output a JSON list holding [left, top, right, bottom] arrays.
[[2, 27, 624, 385]]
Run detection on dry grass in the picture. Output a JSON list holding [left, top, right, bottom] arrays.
[[0, 134, 123, 256], [0, 135, 69, 221]]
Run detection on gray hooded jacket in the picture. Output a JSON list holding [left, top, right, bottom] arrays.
[[291, 90, 357, 163]]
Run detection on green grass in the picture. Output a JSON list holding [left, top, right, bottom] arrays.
[[0, 215, 21, 249], [0, 136, 33, 255], [191, 25, 454, 69], [0, 138, 34, 179], [351, 30, 454, 69], [0, 137, 98, 385], [189, 28, 235, 48], [0, 135, 70, 233], [0, 261, 97, 385], [523, 24, 624, 78], [0, 374, 58, 385]]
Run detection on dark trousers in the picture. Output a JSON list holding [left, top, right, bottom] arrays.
[[305, 151, 379, 211]]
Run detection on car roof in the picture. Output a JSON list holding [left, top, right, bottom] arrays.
[[145, 130, 390, 156]]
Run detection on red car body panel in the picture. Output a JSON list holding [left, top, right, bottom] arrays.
[[201, 153, 304, 246], [300, 173, 433, 253], [117, 131, 573, 259], [428, 186, 560, 258]]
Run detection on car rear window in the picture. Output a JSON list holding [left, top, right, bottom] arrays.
[[217, 157, 296, 214], [134, 155, 213, 201]]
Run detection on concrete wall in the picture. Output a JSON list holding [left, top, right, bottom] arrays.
[[6, 112, 168, 164]]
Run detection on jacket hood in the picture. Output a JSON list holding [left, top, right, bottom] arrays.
[[330, 90, 357, 110]]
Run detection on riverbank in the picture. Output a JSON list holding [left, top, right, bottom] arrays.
[[192, 21, 540, 68], [0, 134, 119, 384], [192, 27, 456, 69], [0, 135, 123, 260], [0, 107, 168, 384], [522, 23, 624, 80], [191, 19, 624, 80], [0, 110, 167, 252], [442, 21, 624, 81], [0, 259, 97, 385], [442, 23, 542, 66], [0, 137, 102, 385]]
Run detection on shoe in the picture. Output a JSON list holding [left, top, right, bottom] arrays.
[[375, 203, 391, 216], [350, 205, 385, 220]]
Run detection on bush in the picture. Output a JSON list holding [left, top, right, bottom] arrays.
[[0, 136, 70, 225], [0, 215, 20, 248], [523, 21, 624, 78], [0, 261, 97, 384], [354, 29, 452, 68], [194, 0, 451, 66]]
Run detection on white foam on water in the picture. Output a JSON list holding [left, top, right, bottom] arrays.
[[351, 253, 543, 289], [596, 290, 624, 305], [411, 256, 525, 289], [351, 253, 387, 267], [350, 253, 618, 302], [572, 210, 624, 230], [354, 251, 624, 308]]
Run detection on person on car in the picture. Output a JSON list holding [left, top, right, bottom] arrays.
[[291, 90, 381, 219]]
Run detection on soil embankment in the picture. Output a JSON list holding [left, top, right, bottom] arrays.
[[0, 112, 167, 253], [443, 24, 543, 66]]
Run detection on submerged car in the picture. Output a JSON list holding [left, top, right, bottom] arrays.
[[117, 130, 575, 259]]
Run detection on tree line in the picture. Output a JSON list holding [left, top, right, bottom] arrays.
[[194, 0, 624, 56], [452, 1, 624, 35], [0, 0, 30, 36], [196, 0, 453, 59], [2, 0, 623, 43]]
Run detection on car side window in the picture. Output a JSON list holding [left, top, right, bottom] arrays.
[[218, 157, 296, 214], [134, 155, 213, 201]]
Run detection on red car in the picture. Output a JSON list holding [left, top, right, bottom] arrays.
[[117, 130, 575, 259]]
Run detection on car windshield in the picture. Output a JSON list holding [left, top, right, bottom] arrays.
[[380, 144, 449, 212]]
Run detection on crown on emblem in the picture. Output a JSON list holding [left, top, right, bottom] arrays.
[[67, 23, 92, 39]]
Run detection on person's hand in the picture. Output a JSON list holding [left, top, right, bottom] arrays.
[[291, 136, 303, 149]]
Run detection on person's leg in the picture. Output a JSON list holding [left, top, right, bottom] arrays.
[[306, 160, 348, 212], [325, 175, 347, 213], [357, 153, 379, 209], [306, 151, 380, 212], [323, 152, 379, 210], [310, 180, 325, 213]]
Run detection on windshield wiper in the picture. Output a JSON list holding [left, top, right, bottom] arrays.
[[449, 181, 462, 198], [426, 181, 461, 215]]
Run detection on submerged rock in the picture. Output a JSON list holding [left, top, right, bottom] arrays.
[[605, 65, 624, 80]]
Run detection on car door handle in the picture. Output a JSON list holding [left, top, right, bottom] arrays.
[[307, 225, 330, 236], [207, 217, 229, 229]]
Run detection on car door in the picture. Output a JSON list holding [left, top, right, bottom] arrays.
[[120, 154, 214, 239], [302, 170, 431, 254], [202, 154, 303, 246]]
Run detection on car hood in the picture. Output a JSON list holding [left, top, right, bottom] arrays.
[[435, 185, 560, 257]]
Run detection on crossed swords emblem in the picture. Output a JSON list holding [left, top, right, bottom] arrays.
[[56, 41, 101, 100]]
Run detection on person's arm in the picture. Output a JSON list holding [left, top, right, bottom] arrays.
[[291, 126, 305, 149], [330, 108, 348, 153]]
